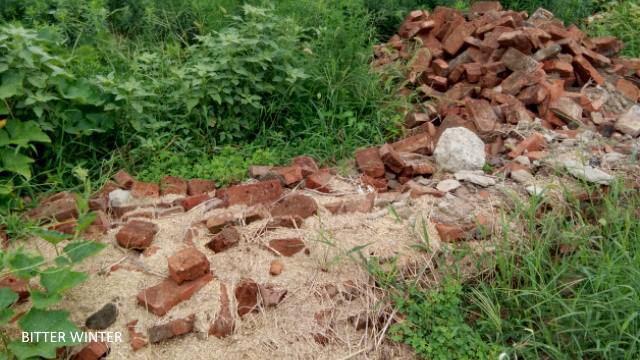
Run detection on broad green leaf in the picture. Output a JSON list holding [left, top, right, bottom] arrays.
[[0, 71, 24, 99], [63, 240, 106, 264], [10, 308, 81, 359], [0, 148, 34, 178], [5, 120, 50, 146], [30, 290, 62, 309], [8, 250, 44, 278], [32, 228, 72, 245], [39, 267, 87, 294], [0, 288, 18, 322], [75, 212, 96, 233]]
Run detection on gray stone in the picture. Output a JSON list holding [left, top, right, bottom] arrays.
[[434, 127, 486, 172], [85, 303, 118, 330], [511, 169, 534, 183], [514, 156, 531, 167], [526, 185, 546, 197], [436, 179, 462, 192], [615, 105, 640, 137], [454, 170, 496, 187], [602, 152, 626, 165], [108, 189, 131, 207], [563, 159, 613, 185]]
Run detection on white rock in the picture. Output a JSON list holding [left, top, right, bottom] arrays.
[[511, 169, 534, 183], [615, 105, 640, 137], [514, 155, 531, 167], [526, 185, 546, 197], [454, 170, 496, 187], [436, 179, 462, 192], [108, 189, 131, 207], [434, 127, 486, 172], [563, 159, 614, 185]]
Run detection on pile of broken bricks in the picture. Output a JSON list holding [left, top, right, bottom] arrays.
[[4, 3, 640, 359]]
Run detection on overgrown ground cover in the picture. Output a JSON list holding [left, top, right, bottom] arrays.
[[1, 0, 640, 359]]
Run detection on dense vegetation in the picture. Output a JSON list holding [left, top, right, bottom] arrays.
[[1, 0, 639, 358]]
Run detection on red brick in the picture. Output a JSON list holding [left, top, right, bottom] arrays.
[[391, 132, 432, 155], [271, 193, 318, 219], [216, 180, 282, 207], [616, 78, 639, 102], [205, 212, 236, 233], [590, 36, 623, 57], [126, 320, 148, 351], [432, 58, 449, 77], [160, 176, 187, 196], [131, 181, 160, 198], [361, 174, 388, 192], [156, 206, 184, 218], [498, 31, 532, 53], [235, 278, 259, 317], [427, 75, 448, 91], [268, 238, 306, 257], [518, 84, 549, 105], [73, 341, 108, 360], [168, 247, 210, 284], [148, 314, 195, 344], [470, 1, 502, 13], [0, 276, 29, 302], [399, 153, 436, 176], [508, 133, 546, 158], [116, 220, 158, 250], [406, 181, 445, 198], [137, 273, 213, 316], [324, 194, 375, 215], [501, 47, 540, 73], [270, 166, 304, 186], [443, 20, 476, 55], [292, 156, 319, 177], [305, 170, 333, 193], [113, 170, 135, 189], [206, 226, 241, 253], [355, 147, 385, 178], [209, 283, 235, 338], [379, 144, 405, 173], [463, 63, 483, 83], [28, 192, 78, 223], [181, 194, 210, 211], [184, 179, 214, 196], [573, 55, 604, 85], [465, 98, 498, 134], [435, 223, 474, 242]]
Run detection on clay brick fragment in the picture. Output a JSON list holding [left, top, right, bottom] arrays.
[[379, 144, 405, 173], [508, 133, 546, 158], [73, 341, 109, 360], [114, 170, 135, 189], [116, 220, 158, 250], [216, 180, 282, 207], [324, 193, 376, 215], [206, 226, 241, 253], [470, 1, 502, 13], [616, 79, 639, 102], [361, 174, 388, 192], [235, 278, 259, 317], [268, 238, 306, 257], [209, 283, 235, 338], [137, 274, 213, 316], [391, 132, 432, 155], [432, 58, 449, 77], [518, 85, 548, 105], [355, 147, 385, 178], [305, 170, 333, 193], [148, 314, 195, 344], [160, 176, 187, 196], [126, 320, 148, 351], [181, 194, 210, 211], [501, 47, 540, 73], [28, 192, 78, 223], [187, 179, 216, 196], [131, 181, 160, 198], [573, 55, 604, 85], [269, 166, 304, 186], [292, 156, 319, 177], [168, 247, 210, 284], [443, 20, 476, 55], [271, 193, 318, 219], [465, 98, 498, 134], [590, 36, 623, 57]]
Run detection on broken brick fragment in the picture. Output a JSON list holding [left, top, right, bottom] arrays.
[[305, 169, 333, 193], [271, 193, 318, 219], [508, 133, 546, 158], [148, 314, 195, 344], [209, 283, 235, 338], [355, 147, 385, 178], [116, 220, 158, 250], [206, 226, 241, 253], [126, 320, 148, 351], [113, 170, 135, 189], [131, 181, 160, 198], [137, 274, 213, 316], [292, 156, 320, 177], [187, 179, 216, 196], [235, 278, 259, 317], [160, 176, 187, 196], [73, 341, 109, 360], [216, 180, 282, 207], [268, 238, 306, 257], [168, 247, 210, 284]]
